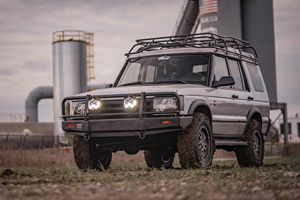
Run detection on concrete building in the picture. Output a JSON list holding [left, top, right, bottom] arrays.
[[279, 116, 300, 143]]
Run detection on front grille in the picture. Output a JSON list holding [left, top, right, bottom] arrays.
[[101, 99, 127, 114]]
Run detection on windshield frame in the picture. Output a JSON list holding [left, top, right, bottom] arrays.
[[114, 53, 212, 87]]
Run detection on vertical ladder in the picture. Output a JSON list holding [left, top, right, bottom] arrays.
[[86, 33, 95, 83]]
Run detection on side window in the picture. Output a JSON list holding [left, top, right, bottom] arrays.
[[227, 59, 244, 90], [214, 56, 230, 88], [246, 63, 264, 92], [214, 56, 229, 81]]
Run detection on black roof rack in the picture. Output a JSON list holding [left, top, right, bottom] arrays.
[[125, 33, 258, 63]]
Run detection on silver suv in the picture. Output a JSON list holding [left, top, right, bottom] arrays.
[[62, 33, 270, 170]]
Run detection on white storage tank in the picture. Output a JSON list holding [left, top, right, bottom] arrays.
[[52, 30, 88, 144]]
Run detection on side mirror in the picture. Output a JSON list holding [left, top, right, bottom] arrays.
[[212, 76, 235, 88], [105, 84, 113, 88]]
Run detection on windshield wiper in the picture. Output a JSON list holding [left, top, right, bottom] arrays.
[[119, 81, 144, 87], [151, 80, 188, 84]]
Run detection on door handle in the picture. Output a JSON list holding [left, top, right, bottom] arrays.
[[248, 96, 254, 100], [232, 94, 239, 99]]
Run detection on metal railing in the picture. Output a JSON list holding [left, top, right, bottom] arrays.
[[52, 30, 89, 42]]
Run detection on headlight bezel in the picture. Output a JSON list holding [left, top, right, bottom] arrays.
[[69, 100, 86, 115], [152, 97, 178, 112]]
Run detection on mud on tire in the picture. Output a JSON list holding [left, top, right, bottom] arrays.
[[144, 150, 174, 169], [235, 119, 264, 167], [177, 113, 214, 169], [73, 135, 112, 171]]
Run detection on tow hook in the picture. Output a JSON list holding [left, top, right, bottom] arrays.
[[84, 134, 91, 141], [138, 132, 145, 140]]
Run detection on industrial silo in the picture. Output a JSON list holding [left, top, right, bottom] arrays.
[[52, 30, 88, 144]]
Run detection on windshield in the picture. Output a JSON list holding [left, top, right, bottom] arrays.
[[117, 54, 209, 86]]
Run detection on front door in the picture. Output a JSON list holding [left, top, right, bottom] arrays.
[[209, 55, 240, 136]]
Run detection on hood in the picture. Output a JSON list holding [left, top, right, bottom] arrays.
[[77, 84, 206, 97]]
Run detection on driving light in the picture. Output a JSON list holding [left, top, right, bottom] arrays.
[[124, 96, 138, 110], [88, 98, 101, 111], [153, 97, 177, 112]]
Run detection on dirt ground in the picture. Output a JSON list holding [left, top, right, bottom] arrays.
[[0, 149, 299, 200]]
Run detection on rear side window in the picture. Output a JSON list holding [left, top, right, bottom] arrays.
[[227, 59, 244, 90], [246, 63, 264, 92], [214, 56, 229, 81]]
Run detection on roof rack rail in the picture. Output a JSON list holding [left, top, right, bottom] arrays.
[[125, 33, 258, 63]]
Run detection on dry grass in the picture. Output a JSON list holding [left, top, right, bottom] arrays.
[[0, 156, 299, 200], [0, 148, 75, 167], [0, 145, 236, 168], [0, 146, 300, 200]]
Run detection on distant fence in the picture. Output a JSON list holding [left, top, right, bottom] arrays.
[[0, 135, 72, 149]]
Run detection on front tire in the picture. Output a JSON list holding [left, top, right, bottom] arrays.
[[73, 135, 112, 171], [235, 119, 264, 167], [177, 113, 214, 169], [144, 150, 174, 169]]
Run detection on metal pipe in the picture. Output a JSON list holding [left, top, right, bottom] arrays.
[[25, 84, 105, 122], [25, 86, 53, 122]]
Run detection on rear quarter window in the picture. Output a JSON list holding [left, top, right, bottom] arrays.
[[246, 63, 264, 92]]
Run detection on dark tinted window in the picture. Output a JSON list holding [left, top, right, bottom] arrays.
[[214, 56, 229, 80], [246, 63, 264, 92], [228, 59, 244, 90], [280, 124, 284, 134], [280, 123, 292, 135], [298, 123, 300, 136]]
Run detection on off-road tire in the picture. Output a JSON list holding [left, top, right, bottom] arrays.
[[144, 150, 174, 169], [177, 113, 214, 169], [235, 119, 264, 167], [73, 135, 112, 171]]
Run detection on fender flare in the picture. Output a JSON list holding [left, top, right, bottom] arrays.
[[243, 107, 262, 135], [187, 99, 211, 115]]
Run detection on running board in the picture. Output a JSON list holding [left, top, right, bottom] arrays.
[[215, 140, 247, 147]]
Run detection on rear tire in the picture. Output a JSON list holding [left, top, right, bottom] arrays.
[[177, 113, 214, 169], [235, 119, 264, 167], [144, 150, 174, 169], [73, 135, 112, 171]]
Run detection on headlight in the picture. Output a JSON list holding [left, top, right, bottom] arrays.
[[124, 96, 138, 111], [88, 98, 101, 111], [153, 97, 178, 112], [70, 101, 86, 115]]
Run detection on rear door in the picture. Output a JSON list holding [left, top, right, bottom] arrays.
[[226, 59, 252, 134]]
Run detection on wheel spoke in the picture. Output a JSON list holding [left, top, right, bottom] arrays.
[[197, 125, 209, 159], [253, 130, 261, 158]]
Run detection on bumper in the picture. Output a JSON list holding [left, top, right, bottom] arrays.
[[62, 116, 192, 137]]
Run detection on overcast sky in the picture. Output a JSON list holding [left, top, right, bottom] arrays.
[[0, 0, 299, 122]]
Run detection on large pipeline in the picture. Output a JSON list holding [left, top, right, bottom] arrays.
[[25, 84, 105, 122]]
